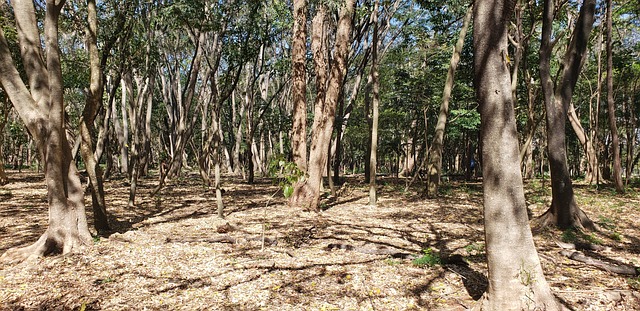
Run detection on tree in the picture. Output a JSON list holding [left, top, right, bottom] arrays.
[[472, 0, 560, 308], [78, 0, 110, 233], [538, 0, 596, 230], [291, 0, 356, 210], [425, 4, 472, 197], [0, 0, 92, 262], [606, 0, 624, 193], [291, 0, 308, 172], [368, 0, 380, 206]]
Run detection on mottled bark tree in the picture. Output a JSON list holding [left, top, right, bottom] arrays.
[[0, 0, 92, 263], [291, 0, 356, 210], [538, 0, 596, 230], [473, 0, 560, 308], [291, 0, 308, 172]]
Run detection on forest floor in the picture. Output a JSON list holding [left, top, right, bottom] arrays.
[[1, 170, 639, 310]]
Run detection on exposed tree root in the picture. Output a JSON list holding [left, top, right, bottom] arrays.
[[534, 206, 597, 231], [560, 250, 638, 275], [0, 230, 88, 264]]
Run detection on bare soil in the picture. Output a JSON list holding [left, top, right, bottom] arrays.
[[1, 170, 639, 310]]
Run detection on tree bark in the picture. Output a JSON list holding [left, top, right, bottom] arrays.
[[567, 102, 600, 182], [538, 0, 596, 230], [79, 0, 109, 234], [0, 0, 92, 263], [606, 0, 624, 193], [291, 0, 308, 172], [368, 0, 380, 206], [473, 0, 560, 308], [291, 0, 356, 210], [426, 5, 472, 197]]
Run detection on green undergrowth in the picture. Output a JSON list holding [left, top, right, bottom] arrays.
[[412, 248, 442, 267]]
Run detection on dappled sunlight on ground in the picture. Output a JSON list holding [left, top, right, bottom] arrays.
[[0, 171, 638, 310]]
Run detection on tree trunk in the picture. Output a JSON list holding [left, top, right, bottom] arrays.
[[473, 1, 560, 308], [0, 98, 10, 185], [567, 102, 600, 182], [291, 0, 308, 172], [0, 0, 92, 263], [79, 0, 109, 234], [625, 93, 637, 184], [606, 0, 624, 193], [115, 77, 129, 174], [426, 5, 472, 197], [538, 0, 596, 230], [368, 0, 380, 206], [291, 0, 356, 210]]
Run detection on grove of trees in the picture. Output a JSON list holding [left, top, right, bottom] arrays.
[[0, 0, 639, 309]]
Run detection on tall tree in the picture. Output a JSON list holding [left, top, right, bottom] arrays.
[[473, 0, 559, 308], [606, 0, 624, 192], [539, 0, 596, 230], [291, 0, 356, 210], [78, 0, 109, 233], [291, 0, 308, 172], [368, 0, 380, 206], [0, 0, 92, 262], [425, 4, 472, 197]]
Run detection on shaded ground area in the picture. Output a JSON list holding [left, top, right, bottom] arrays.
[[0, 170, 639, 310]]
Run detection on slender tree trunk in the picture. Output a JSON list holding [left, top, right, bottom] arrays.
[[426, 5, 472, 197], [79, 0, 109, 233], [291, 0, 308, 172], [593, 30, 604, 187], [606, 0, 623, 192], [368, 0, 380, 206], [538, 0, 596, 230], [115, 77, 129, 174], [567, 102, 600, 182], [0, 99, 10, 185], [473, 1, 560, 308], [625, 92, 637, 184]]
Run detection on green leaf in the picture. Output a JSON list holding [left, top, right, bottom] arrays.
[[283, 185, 294, 198]]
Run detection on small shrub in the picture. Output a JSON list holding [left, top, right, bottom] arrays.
[[268, 154, 305, 198], [412, 248, 441, 267]]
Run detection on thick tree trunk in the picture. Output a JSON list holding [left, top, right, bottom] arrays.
[[473, 1, 559, 308], [426, 5, 472, 197], [291, 0, 356, 210], [0, 0, 92, 263], [538, 0, 596, 230], [291, 0, 308, 172], [606, 0, 624, 193]]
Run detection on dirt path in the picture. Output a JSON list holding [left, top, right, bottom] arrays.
[[1, 171, 639, 310]]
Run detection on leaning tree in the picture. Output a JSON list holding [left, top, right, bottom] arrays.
[[0, 0, 92, 263]]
